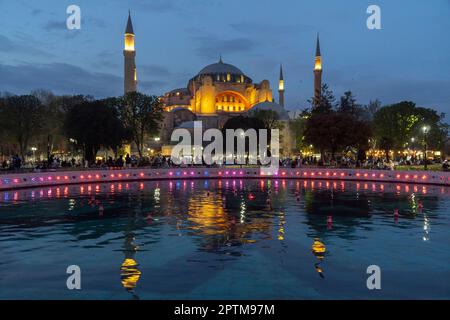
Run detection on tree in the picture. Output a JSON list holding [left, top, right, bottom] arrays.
[[119, 92, 164, 158], [64, 99, 129, 163], [0, 95, 43, 160], [32, 90, 65, 163], [364, 99, 381, 121], [249, 109, 283, 130], [221, 116, 267, 155], [338, 91, 361, 116], [304, 86, 371, 161], [290, 110, 309, 153], [309, 83, 337, 114], [372, 101, 448, 160]]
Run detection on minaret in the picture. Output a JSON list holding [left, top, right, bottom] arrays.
[[313, 34, 322, 106], [278, 64, 285, 107], [124, 11, 137, 94]]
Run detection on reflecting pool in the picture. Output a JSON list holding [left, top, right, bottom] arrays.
[[0, 179, 449, 299]]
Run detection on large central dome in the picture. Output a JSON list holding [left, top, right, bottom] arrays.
[[198, 59, 244, 76]]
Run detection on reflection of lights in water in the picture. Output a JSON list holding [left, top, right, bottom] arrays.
[[68, 199, 76, 211], [312, 238, 326, 255], [240, 201, 246, 224], [423, 215, 430, 241], [154, 188, 160, 203], [120, 258, 141, 292], [312, 238, 326, 278], [278, 213, 285, 241]]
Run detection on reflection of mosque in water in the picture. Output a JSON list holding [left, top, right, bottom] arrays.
[[120, 223, 141, 297]]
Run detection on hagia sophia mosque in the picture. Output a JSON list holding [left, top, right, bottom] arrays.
[[123, 13, 323, 156]]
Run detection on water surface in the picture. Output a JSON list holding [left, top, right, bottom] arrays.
[[0, 179, 449, 299]]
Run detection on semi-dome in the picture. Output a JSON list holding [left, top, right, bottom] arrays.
[[247, 101, 290, 120], [198, 59, 244, 76]]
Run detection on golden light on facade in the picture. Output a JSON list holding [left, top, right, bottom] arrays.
[[279, 79, 284, 91], [124, 33, 135, 51], [314, 56, 322, 71]]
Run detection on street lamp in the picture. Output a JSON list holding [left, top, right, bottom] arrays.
[[31, 147, 37, 163], [422, 126, 430, 170]]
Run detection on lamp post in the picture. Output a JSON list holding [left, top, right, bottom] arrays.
[[422, 126, 430, 170], [31, 147, 37, 164]]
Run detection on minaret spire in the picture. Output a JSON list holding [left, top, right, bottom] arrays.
[[315, 33, 321, 57], [313, 33, 322, 107], [125, 10, 134, 35], [124, 11, 137, 93], [278, 63, 285, 108]]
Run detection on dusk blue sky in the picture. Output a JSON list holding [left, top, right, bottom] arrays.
[[0, 0, 449, 116]]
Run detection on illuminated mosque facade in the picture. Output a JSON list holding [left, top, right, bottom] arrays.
[[123, 13, 323, 155]]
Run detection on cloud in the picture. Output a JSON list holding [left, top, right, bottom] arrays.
[[140, 64, 171, 77], [230, 21, 313, 35], [31, 8, 43, 16], [192, 35, 259, 59], [0, 35, 51, 57], [0, 62, 123, 98], [130, 0, 180, 13], [0, 62, 169, 97], [324, 69, 450, 117], [43, 20, 65, 32], [139, 79, 169, 92]]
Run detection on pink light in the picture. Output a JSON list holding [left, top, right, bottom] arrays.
[[183, 171, 187, 176], [139, 172, 145, 177], [87, 175, 92, 179], [218, 171, 222, 175], [48, 176, 53, 181], [190, 171, 195, 175], [422, 175, 427, 180], [110, 174, 115, 178], [56, 176, 61, 180], [80, 175, 85, 180], [169, 171, 173, 176], [281, 172, 286, 176]]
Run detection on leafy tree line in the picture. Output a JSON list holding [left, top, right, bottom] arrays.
[[0, 90, 163, 164], [290, 84, 449, 162]]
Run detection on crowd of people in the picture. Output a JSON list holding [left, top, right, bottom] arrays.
[[1, 153, 449, 172]]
